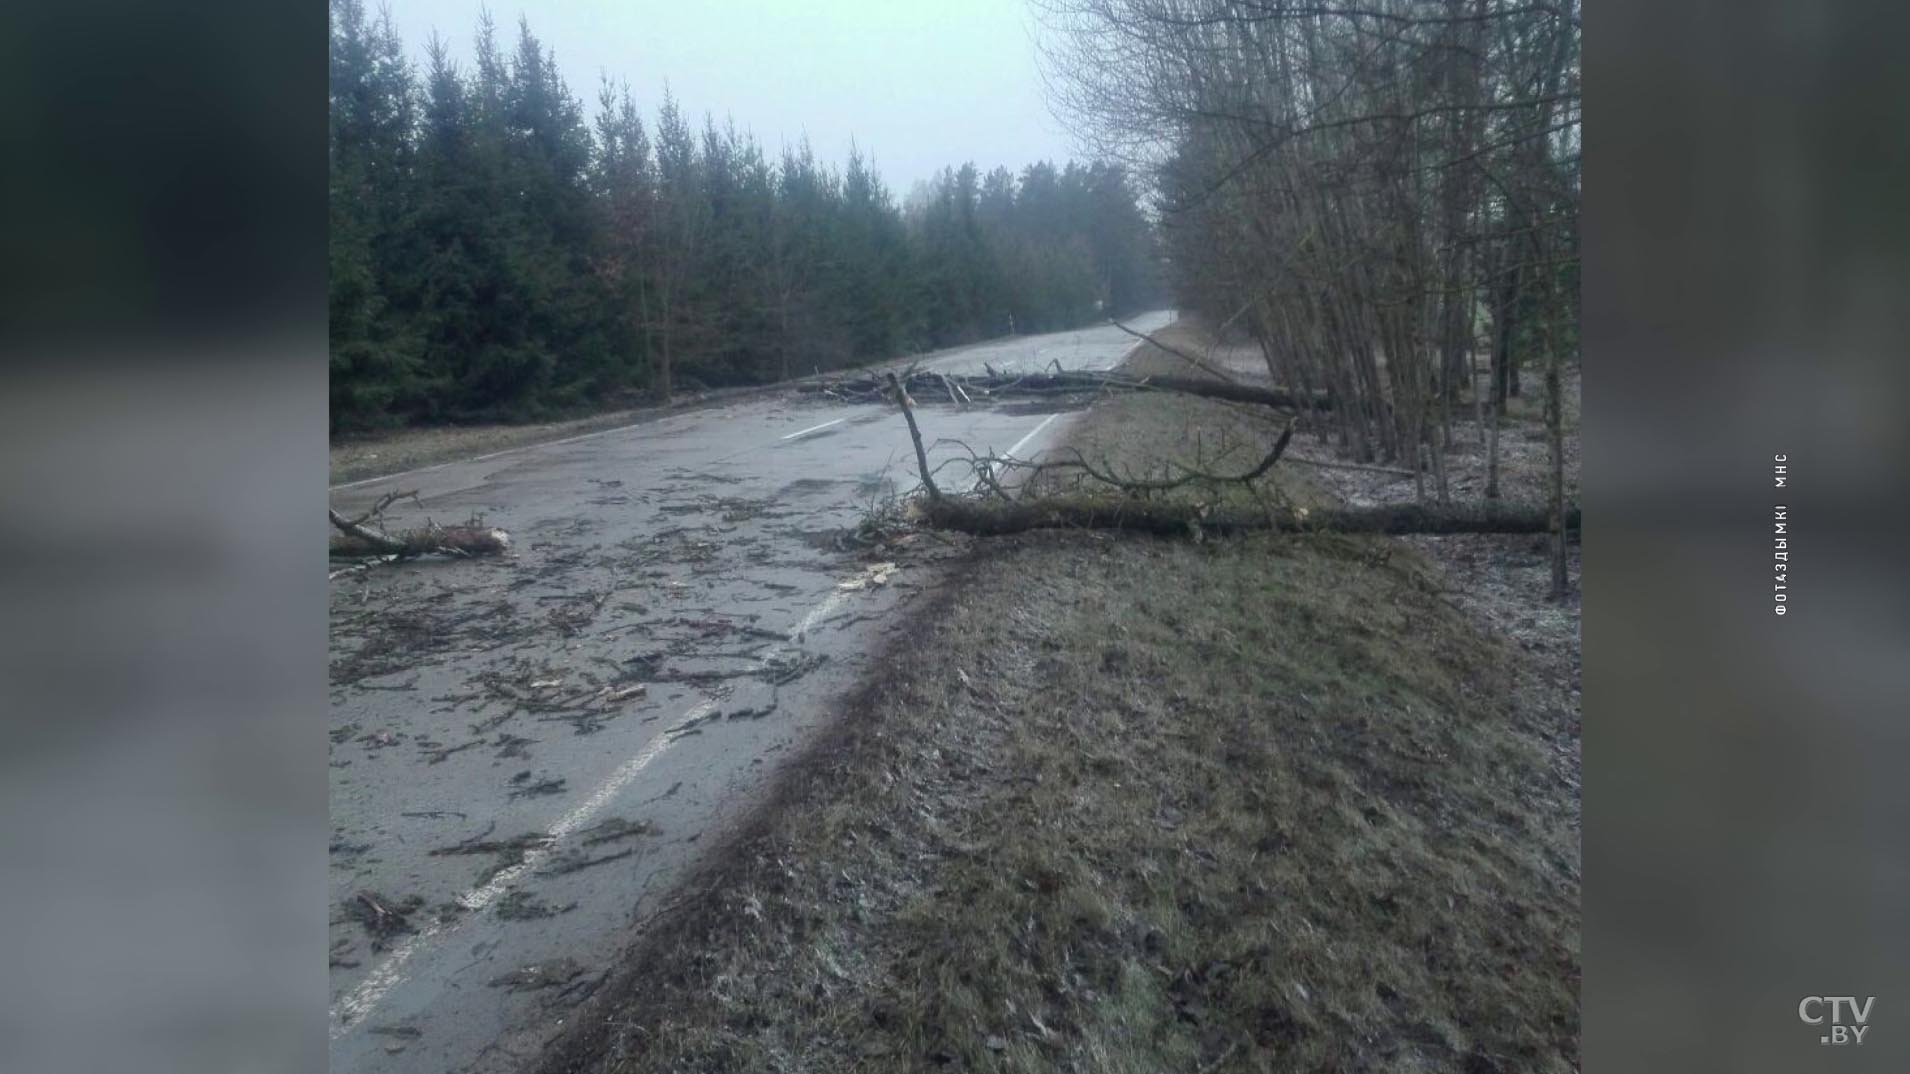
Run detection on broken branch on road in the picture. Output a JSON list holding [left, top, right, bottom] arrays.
[[328, 490, 512, 562], [889, 371, 941, 503], [430, 827, 553, 884], [537, 846, 640, 877]]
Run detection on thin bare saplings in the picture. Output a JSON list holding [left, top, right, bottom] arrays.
[[1035, 0, 1580, 590]]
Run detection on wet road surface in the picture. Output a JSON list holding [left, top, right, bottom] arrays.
[[327, 312, 1172, 1072]]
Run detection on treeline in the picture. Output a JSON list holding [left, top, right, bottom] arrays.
[[329, 0, 1161, 432]]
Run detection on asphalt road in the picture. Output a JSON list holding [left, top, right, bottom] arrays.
[[326, 311, 1174, 1073]]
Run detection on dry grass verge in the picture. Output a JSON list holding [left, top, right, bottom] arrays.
[[538, 347, 1581, 1074]]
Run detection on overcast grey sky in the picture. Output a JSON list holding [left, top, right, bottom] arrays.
[[383, 0, 1078, 198]]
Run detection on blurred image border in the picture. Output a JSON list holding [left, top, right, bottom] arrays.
[[0, 1, 1904, 1071]]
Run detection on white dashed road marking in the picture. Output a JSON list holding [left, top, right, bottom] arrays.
[[780, 417, 846, 441]]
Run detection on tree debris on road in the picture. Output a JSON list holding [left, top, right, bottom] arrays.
[[347, 891, 425, 951], [328, 489, 511, 562]]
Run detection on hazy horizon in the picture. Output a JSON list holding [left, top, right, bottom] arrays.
[[379, 0, 1082, 197]]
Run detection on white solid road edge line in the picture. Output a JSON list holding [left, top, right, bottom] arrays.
[[780, 417, 846, 441], [327, 562, 888, 1040], [1001, 413, 1060, 462], [969, 413, 1063, 495], [327, 699, 713, 1039]]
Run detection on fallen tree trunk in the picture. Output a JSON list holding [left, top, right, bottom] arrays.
[[1097, 372, 1327, 410], [922, 497, 1580, 539], [808, 369, 1330, 411], [328, 509, 511, 559]]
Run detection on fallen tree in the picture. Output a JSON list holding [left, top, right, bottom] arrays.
[[328, 519, 513, 558], [810, 367, 1329, 412], [880, 365, 1577, 540], [328, 491, 511, 560], [922, 496, 1580, 538], [1107, 317, 1245, 385]]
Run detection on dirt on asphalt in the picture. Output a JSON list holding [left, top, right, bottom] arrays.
[[532, 330, 1582, 1074]]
